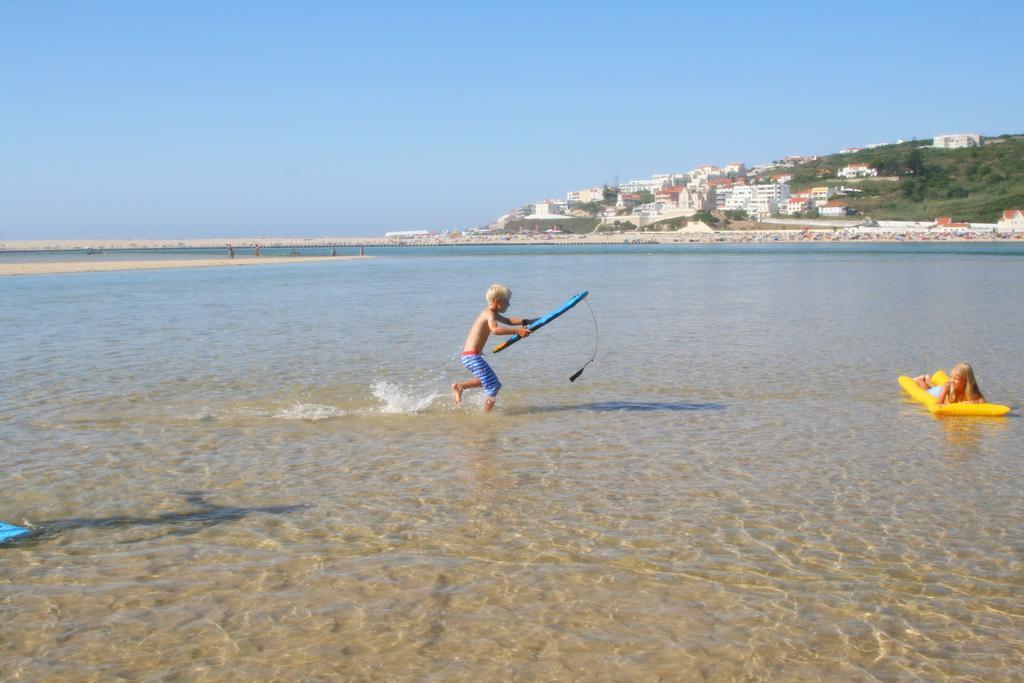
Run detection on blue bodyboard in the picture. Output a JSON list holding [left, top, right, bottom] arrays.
[[492, 291, 588, 353], [1, 521, 30, 544]]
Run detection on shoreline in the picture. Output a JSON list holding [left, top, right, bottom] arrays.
[[0, 255, 364, 277], [2, 229, 1022, 255]]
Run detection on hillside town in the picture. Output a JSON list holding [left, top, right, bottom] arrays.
[[375, 131, 1016, 242]]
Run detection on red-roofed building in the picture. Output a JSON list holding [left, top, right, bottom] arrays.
[[936, 216, 969, 229], [616, 192, 642, 208], [820, 201, 852, 217], [780, 196, 812, 215], [655, 186, 684, 205], [998, 209, 1024, 231]]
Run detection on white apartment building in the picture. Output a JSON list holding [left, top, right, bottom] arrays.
[[533, 200, 566, 216], [633, 202, 672, 218], [651, 173, 683, 188], [838, 163, 878, 179], [688, 165, 721, 183], [933, 133, 981, 149], [722, 162, 746, 177], [719, 183, 790, 219], [566, 187, 605, 204], [618, 179, 664, 194], [839, 147, 863, 154], [809, 186, 837, 207]]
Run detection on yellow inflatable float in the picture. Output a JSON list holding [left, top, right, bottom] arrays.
[[898, 370, 1011, 417]]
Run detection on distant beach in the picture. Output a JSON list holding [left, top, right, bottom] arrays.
[[3, 227, 1021, 255], [3, 228, 1021, 277], [0, 254, 363, 277]]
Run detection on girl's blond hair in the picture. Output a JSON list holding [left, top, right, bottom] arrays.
[[486, 284, 511, 305], [951, 362, 985, 403]]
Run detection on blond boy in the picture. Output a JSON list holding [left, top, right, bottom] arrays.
[[452, 284, 533, 412]]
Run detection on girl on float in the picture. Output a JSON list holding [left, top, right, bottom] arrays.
[[912, 362, 986, 404]]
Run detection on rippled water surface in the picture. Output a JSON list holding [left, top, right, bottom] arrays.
[[2, 244, 1023, 680]]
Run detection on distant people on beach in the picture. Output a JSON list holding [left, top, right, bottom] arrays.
[[359, 246, 365, 257], [331, 247, 337, 256], [227, 244, 234, 258], [912, 362, 986, 404], [253, 243, 260, 256]]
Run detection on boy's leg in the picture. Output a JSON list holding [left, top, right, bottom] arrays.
[[452, 378, 481, 404], [459, 354, 500, 411]]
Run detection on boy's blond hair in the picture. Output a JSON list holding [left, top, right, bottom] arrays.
[[486, 284, 511, 305]]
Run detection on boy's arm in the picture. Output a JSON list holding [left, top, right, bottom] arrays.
[[488, 311, 531, 337], [495, 313, 534, 327]]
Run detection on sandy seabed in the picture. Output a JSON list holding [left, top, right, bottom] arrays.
[[0, 256, 363, 277]]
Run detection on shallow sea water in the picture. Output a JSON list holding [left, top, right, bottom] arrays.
[[2, 244, 1023, 680]]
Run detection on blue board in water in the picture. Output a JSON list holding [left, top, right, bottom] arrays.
[[492, 291, 588, 353], [1, 521, 30, 544]]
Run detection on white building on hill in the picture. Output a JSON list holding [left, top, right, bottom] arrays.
[[838, 163, 878, 178], [719, 183, 790, 219], [933, 133, 981, 149], [780, 196, 812, 215], [809, 186, 837, 207], [566, 187, 605, 204], [618, 179, 664, 194], [820, 201, 852, 217], [533, 200, 565, 216]]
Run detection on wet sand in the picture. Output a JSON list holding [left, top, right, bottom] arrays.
[[0, 255, 364, 277]]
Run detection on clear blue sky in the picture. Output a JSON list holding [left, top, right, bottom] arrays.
[[2, 1, 1022, 239]]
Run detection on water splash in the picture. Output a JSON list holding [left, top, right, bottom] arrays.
[[275, 403, 346, 421], [371, 381, 442, 414]]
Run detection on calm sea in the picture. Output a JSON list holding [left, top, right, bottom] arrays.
[[2, 243, 1022, 680]]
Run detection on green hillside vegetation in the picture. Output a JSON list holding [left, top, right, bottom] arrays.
[[781, 134, 1024, 222]]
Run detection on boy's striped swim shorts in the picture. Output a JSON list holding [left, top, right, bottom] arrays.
[[461, 353, 501, 397]]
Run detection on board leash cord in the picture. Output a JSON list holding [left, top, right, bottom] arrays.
[[569, 296, 598, 382]]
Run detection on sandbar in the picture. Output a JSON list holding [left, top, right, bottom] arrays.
[[0, 255, 364, 277]]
